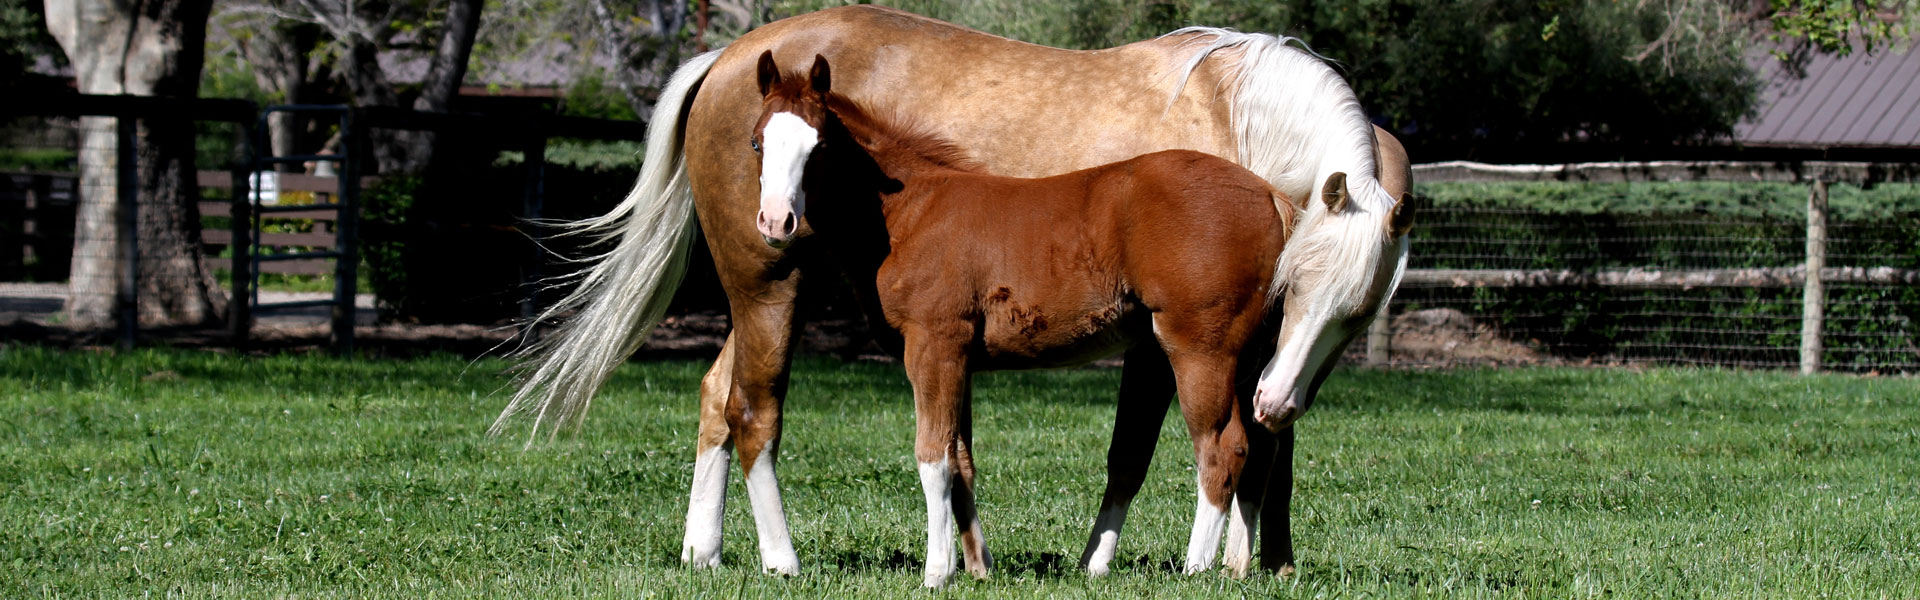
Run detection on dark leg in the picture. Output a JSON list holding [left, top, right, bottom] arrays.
[[1080, 343, 1176, 575]]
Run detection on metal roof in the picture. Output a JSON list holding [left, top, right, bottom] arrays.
[[1736, 44, 1920, 149]]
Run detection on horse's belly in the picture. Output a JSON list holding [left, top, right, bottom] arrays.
[[975, 298, 1138, 370]]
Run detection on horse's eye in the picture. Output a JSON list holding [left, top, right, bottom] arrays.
[[750, 137, 761, 153]]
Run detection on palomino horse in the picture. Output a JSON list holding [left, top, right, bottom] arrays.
[[753, 52, 1300, 585], [493, 5, 1414, 578]]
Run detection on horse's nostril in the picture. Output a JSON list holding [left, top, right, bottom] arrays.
[[782, 213, 797, 235]]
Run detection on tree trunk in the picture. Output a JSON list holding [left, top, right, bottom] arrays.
[[45, 0, 224, 329], [401, 0, 483, 167]]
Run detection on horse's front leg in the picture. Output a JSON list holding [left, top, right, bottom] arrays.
[[903, 325, 984, 587], [1081, 343, 1176, 576], [708, 266, 804, 576]]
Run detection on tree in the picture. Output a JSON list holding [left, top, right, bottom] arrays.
[[45, 0, 227, 328], [207, 0, 483, 174]]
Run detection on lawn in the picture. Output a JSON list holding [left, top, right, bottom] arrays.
[[1, 346, 1916, 598]]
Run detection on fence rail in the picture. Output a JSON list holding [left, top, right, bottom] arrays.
[[1375, 160, 1918, 374]]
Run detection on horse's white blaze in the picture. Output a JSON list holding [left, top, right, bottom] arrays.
[[744, 447, 800, 575], [1083, 503, 1130, 576], [1184, 474, 1227, 574], [681, 443, 730, 567], [918, 458, 956, 588], [756, 112, 819, 237]]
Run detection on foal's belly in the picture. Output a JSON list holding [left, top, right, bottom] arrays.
[[974, 294, 1142, 371]]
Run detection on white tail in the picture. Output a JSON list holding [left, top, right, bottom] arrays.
[[490, 49, 723, 445]]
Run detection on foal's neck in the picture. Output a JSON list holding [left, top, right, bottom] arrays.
[[824, 94, 982, 189]]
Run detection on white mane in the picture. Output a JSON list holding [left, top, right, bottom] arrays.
[[1162, 28, 1383, 207], [1162, 27, 1398, 309]]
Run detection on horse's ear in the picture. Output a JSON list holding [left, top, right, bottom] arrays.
[[756, 50, 780, 96], [809, 54, 832, 94], [1321, 172, 1350, 213], [1388, 192, 1416, 238]]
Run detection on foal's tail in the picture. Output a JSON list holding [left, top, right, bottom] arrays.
[[490, 49, 723, 445]]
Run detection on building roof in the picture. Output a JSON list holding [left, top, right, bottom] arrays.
[[1736, 44, 1920, 149]]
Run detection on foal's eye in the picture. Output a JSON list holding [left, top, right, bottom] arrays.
[[749, 137, 761, 153]]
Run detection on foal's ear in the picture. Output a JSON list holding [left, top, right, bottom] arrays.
[[1321, 172, 1350, 213], [756, 50, 780, 96], [809, 54, 832, 94], [1387, 192, 1416, 238]]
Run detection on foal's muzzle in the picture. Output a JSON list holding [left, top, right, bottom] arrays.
[[756, 208, 798, 248]]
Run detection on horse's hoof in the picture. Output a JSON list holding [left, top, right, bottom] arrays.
[[762, 562, 799, 577], [682, 545, 722, 569], [1277, 563, 1298, 577], [923, 572, 951, 588]]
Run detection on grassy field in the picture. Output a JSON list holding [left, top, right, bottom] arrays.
[[1, 346, 1916, 598]]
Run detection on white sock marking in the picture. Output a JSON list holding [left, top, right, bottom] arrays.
[[1184, 474, 1227, 574], [1083, 502, 1131, 576], [681, 444, 728, 567], [919, 458, 955, 588], [1222, 492, 1258, 577], [744, 447, 800, 575]]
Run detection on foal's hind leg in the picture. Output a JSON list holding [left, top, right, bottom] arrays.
[[1224, 339, 1278, 575], [1153, 314, 1254, 576], [1080, 343, 1176, 576]]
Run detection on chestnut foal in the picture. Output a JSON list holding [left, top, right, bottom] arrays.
[[752, 53, 1296, 587]]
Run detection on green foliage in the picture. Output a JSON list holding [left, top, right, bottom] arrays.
[[0, 0, 57, 83], [1769, 0, 1918, 57], [360, 175, 424, 319], [0, 148, 76, 172], [2, 350, 1918, 596], [560, 72, 640, 122]]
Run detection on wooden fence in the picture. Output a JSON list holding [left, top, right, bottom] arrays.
[[1375, 160, 1920, 374]]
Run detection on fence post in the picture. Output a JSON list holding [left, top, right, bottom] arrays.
[[116, 115, 138, 350], [1366, 305, 1391, 366], [332, 109, 361, 356], [228, 145, 252, 343], [1800, 179, 1827, 375]]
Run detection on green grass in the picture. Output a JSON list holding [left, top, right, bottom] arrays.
[[2, 347, 1916, 598]]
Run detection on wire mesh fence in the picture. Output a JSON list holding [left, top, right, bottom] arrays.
[[1373, 168, 1920, 373]]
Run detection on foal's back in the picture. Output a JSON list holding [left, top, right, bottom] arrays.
[[877, 149, 1290, 368]]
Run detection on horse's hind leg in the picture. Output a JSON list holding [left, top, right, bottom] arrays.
[[1080, 343, 1176, 576], [903, 324, 984, 588], [682, 334, 738, 568]]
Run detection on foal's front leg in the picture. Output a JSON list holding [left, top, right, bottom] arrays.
[[904, 326, 988, 588]]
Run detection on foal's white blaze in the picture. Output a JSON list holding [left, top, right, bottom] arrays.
[[744, 447, 800, 575], [918, 458, 956, 588], [681, 444, 729, 567], [755, 112, 818, 244], [1082, 502, 1131, 576], [1184, 473, 1228, 574]]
